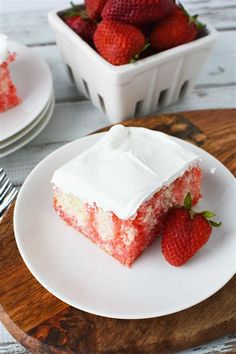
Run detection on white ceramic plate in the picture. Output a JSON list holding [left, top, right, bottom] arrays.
[[0, 41, 53, 142], [0, 93, 53, 149], [0, 95, 54, 158], [14, 135, 236, 319]]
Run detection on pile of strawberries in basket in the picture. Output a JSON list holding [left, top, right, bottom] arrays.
[[61, 0, 206, 66]]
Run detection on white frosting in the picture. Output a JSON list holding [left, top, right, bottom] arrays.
[[52, 125, 199, 220], [0, 34, 7, 64]]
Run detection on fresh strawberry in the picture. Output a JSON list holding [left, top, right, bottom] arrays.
[[162, 193, 221, 266], [150, 4, 205, 51], [101, 0, 176, 24], [64, 16, 97, 43], [94, 20, 146, 65], [85, 0, 108, 20], [63, 3, 97, 44]]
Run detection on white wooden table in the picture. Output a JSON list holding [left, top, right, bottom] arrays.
[[0, 1, 236, 353]]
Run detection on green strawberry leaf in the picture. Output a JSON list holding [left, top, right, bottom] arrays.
[[209, 220, 222, 227], [70, 1, 78, 9], [129, 43, 150, 64], [64, 2, 89, 19], [184, 192, 192, 210], [201, 211, 216, 219], [129, 54, 139, 63], [178, 2, 206, 30], [63, 11, 80, 18], [142, 42, 151, 52], [190, 14, 206, 30]]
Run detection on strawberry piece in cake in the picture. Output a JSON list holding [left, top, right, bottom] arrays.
[[0, 35, 21, 113], [52, 125, 202, 266]]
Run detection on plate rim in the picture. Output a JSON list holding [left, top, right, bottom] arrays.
[[13, 132, 236, 319], [0, 94, 55, 158], [0, 92, 54, 149]]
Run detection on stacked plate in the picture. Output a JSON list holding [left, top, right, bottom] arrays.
[[0, 41, 54, 158]]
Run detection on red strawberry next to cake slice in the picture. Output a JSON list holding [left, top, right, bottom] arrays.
[[0, 34, 21, 113], [52, 125, 202, 266]]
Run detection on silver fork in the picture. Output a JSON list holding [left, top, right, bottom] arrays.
[[0, 168, 18, 218]]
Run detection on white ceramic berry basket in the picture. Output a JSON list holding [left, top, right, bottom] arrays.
[[48, 9, 218, 123]]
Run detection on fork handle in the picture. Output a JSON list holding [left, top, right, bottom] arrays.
[[0, 189, 18, 218]]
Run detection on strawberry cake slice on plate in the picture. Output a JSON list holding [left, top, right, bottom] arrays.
[[52, 125, 202, 266], [0, 34, 21, 113]]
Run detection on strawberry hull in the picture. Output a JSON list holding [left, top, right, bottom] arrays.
[[53, 166, 202, 266]]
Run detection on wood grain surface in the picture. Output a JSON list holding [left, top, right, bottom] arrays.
[[0, 109, 235, 354]]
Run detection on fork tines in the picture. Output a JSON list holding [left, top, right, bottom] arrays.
[[0, 168, 18, 218]]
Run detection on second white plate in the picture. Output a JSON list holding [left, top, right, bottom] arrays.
[[0, 93, 53, 149], [0, 41, 53, 141], [14, 134, 236, 319], [0, 95, 54, 158]]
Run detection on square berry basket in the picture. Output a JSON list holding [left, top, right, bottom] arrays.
[[48, 8, 217, 123]]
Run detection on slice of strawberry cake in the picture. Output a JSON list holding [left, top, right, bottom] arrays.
[[52, 125, 202, 266], [0, 34, 21, 113]]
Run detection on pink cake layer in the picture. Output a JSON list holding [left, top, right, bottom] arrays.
[[53, 166, 202, 266], [0, 53, 21, 113]]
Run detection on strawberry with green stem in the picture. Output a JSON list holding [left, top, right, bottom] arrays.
[[150, 3, 206, 52], [162, 193, 221, 267], [62, 2, 97, 44]]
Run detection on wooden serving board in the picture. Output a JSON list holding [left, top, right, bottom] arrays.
[[0, 109, 236, 354]]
